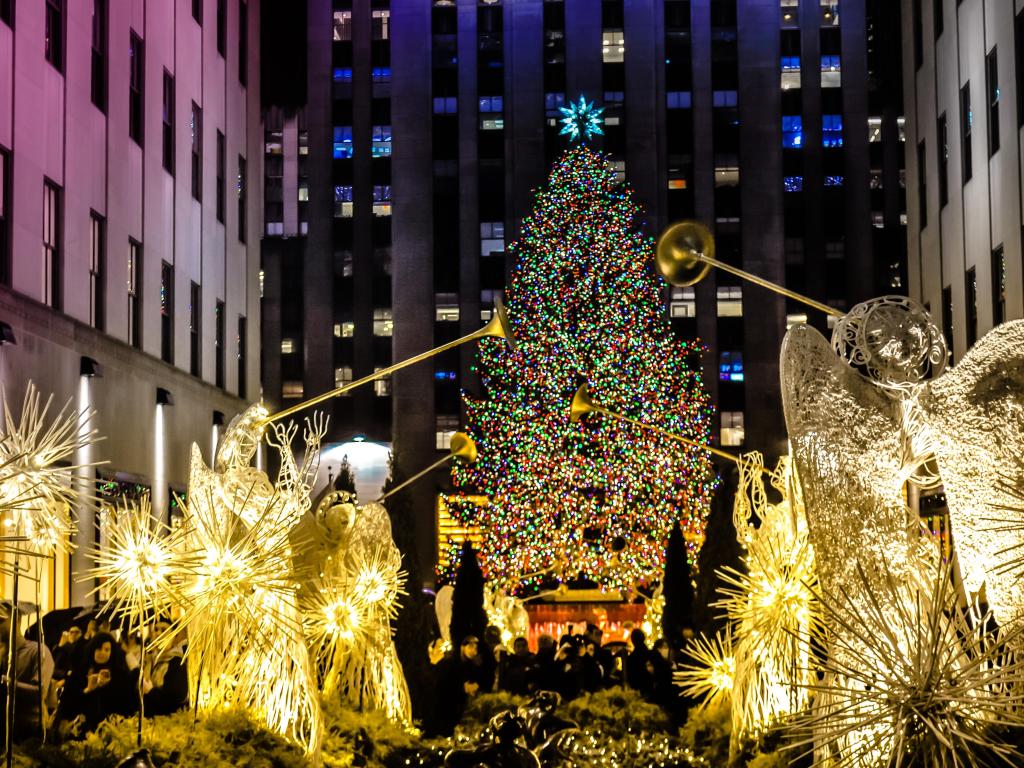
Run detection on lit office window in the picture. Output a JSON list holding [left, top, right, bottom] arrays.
[[436, 293, 460, 322], [782, 115, 804, 148], [372, 67, 391, 82], [373, 185, 392, 217], [373, 308, 393, 337], [821, 55, 841, 87], [334, 185, 353, 218], [717, 286, 743, 317], [786, 313, 808, 330], [669, 287, 695, 318], [479, 96, 504, 130], [868, 116, 882, 143], [545, 92, 566, 118], [374, 368, 391, 397], [372, 9, 390, 40], [822, 114, 844, 147], [335, 366, 353, 391], [721, 411, 745, 447], [436, 415, 460, 450], [281, 338, 295, 354], [781, 56, 800, 90], [434, 96, 458, 114], [666, 91, 692, 109], [784, 176, 804, 192], [715, 167, 739, 187], [333, 11, 352, 41], [333, 126, 353, 159], [283, 381, 304, 400], [719, 351, 744, 382], [333, 67, 353, 82], [602, 29, 624, 63], [481, 222, 505, 256], [371, 125, 392, 157]]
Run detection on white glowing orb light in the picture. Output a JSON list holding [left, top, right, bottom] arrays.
[[314, 440, 392, 503]]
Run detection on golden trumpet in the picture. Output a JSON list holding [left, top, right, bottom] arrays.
[[570, 384, 768, 473], [375, 432, 478, 503], [655, 221, 842, 318], [263, 299, 515, 426]]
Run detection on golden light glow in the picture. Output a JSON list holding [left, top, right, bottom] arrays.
[[676, 629, 735, 709]]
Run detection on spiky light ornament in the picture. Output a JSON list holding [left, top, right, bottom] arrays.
[[676, 629, 735, 710], [785, 557, 1024, 768], [0, 383, 98, 554]]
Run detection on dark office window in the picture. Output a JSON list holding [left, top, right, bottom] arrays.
[[191, 102, 202, 201], [237, 315, 247, 399], [965, 267, 978, 346], [192, 0, 202, 24], [942, 285, 954, 362], [215, 300, 225, 389], [45, 0, 62, 71], [42, 180, 61, 309], [162, 71, 174, 174], [237, 155, 246, 242], [937, 113, 948, 207], [987, 47, 1000, 156], [160, 261, 174, 363], [216, 130, 225, 223], [1017, 9, 1024, 126], [238, 1, 248, 86], [0, 147, 8, 286], [217, 0, 226, 57], [933, 0, 942, 38], [912, 0, 923, 69], [0, 0, 11, 27], [961, 82, 973, 182], [129, 32, 144, 145], [91, 0, 107, 111], [89, 213, 105, 331], [917, 140, 927, 229], [189, 282, 201, 377], [128, 239, 142, 348], [992, 245, 1006, 326]]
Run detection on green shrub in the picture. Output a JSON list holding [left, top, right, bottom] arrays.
[[561, 688, 670, 739], [679, 698, 731, 767]]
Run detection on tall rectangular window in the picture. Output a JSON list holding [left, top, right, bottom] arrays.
[[961, 82, 973, 182], [192, 0, 202, 24], [992, 245, 1006, 326], [0, 147, 8, 286], [128, 240, 142, 348], [238, 1, 248, 85], [216, 0, 226, 56], [189, 282, 201, 376], [987, 47, 1000, 156], [912, 0, 923, 69], [162, 71, 174, 174], [942, 285, 954, 363], [191, 102, 202, 201], [1, 0, 11, 27], [933, 0, 942, 39], [917, 140, 928, 229], [237, 315, 247, 399], [1017, 9, 1024, 127], [965, 267, 978, 346], [721, 412, 745, 447], [89, 213, 105, 331], [129, 31, 144, 145], [91, 0, 107, 111], [42, 180, 61, 309], [160, 261, 173, 364], [215, 300, 225, 388], [237, 155, 246, 242], [216, 130, 225, 223], [45, 0, 63, 71], [372, 9, 390, 40], [937, 113, 948, 207]]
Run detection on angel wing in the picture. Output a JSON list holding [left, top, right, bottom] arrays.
[[780, 324, 919, 597], [916, 319, 1024, 627]]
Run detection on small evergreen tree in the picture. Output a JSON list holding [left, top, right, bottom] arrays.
[[661, 520, 695, 646], [332, 455, 356, 494], [449, 541, 487, 647]]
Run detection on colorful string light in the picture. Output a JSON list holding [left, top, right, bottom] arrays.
[[454, 145, 717, 593]]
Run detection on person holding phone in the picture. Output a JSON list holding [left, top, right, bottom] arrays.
[[54, 631, 135, 739]]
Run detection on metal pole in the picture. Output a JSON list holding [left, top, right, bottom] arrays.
[[6, 560, 19, 768]]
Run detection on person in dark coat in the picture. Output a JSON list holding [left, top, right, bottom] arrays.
[[500, 637, 536, 696], [531, 634, 557, 693], [143, 624, 188, 717], [581, 640, 605, 692], [54, 632, 136, 739], [626, 629, 653, 696], [553, 641, 583, 701], [425, 636, 485, 737], [0, 606, 54, 744]]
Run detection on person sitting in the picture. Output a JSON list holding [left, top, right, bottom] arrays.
[[0, 604, 54, 744], [54, 632, 135, 739], [51, 623, 84, 683], [143, 622, 188, 716]]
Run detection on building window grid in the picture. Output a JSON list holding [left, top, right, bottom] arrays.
[[128, 240, 142, 348], [91, 0, 107, 111], [436, 415, 460, 451], [822, 114, 843, 147], [42, 180, 61, 309], [129, 32, 144, 145], [89, 213, 105, 331], [371, 125, 392, 157], [721, 411, 744, 447]]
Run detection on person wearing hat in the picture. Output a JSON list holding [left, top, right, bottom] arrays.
[[0, 602, 54, 744], [426, 634, 484, 737]]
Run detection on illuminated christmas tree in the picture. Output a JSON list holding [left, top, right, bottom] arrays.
[[454, 143, 717, 593]]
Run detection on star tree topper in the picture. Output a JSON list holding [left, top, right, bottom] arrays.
[[558, 95, 605, 142]]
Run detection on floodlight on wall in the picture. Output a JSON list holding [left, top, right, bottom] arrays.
[[0, 322, 15, 345], [80, 356, 103, 378], [156, 388, 174, 407]]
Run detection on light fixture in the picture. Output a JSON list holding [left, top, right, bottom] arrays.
[[156, 388, 174, 407], [353, 434, 366, 443], [0, 321, 15, 345], [80, 356, 103, 378]]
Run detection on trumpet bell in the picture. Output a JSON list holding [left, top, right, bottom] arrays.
[[655, 221, 714, 287], [570, 384, 598, 423], [449, 432, 478, 464], [477, 296, 516, 350]]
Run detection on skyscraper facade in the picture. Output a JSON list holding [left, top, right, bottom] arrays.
[[261, 0, 906, 580]]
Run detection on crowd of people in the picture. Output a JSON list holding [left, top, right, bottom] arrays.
[[424, 624, 685, 736], [0, 605, 188, 745]]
